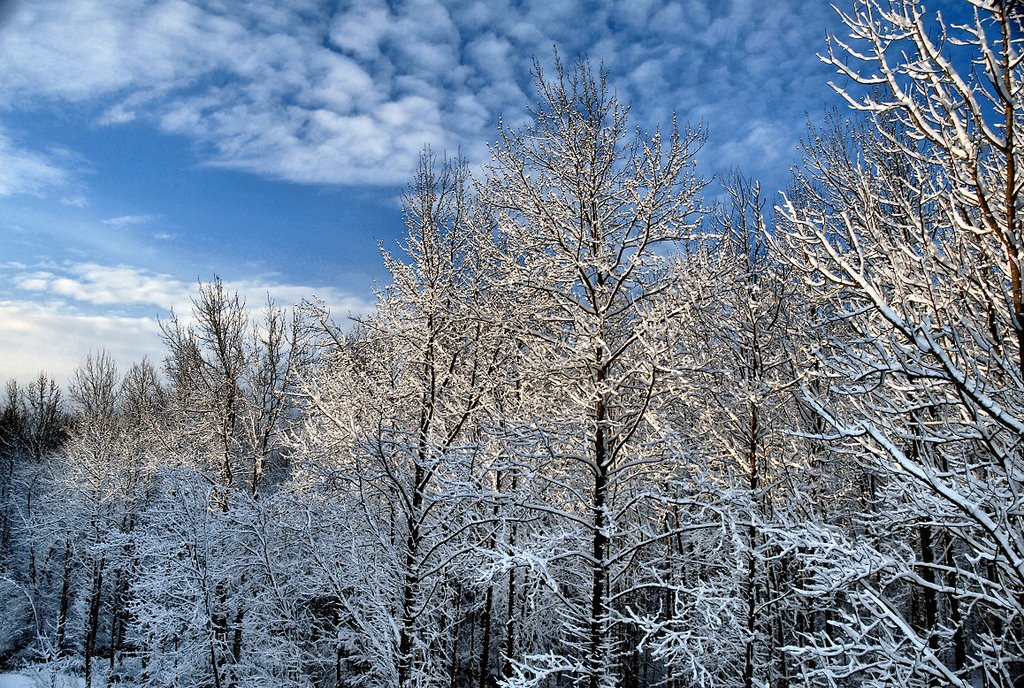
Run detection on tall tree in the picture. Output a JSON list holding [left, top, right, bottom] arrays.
[[146, 279, 302, 688], [161, 278, 299, 499], [0, 372, 68, 665], [478, 55, 706, 688], [297, 150, 503, 687], [779, 2, 1024, 684]]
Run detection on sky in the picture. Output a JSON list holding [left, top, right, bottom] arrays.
[[0, 0, 942, 386]]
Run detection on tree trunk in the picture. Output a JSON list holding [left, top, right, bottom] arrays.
[[56, 541, 73, 652], [502, 556, 517, 681], [588, 437, 609, 688], [503, 468, 520, 680], [743, 404, 760, 688], [84, 557, 105, 688], [109, 566, 123, 677], [397, 459, 426, 687], [479, 578, 494, 688]]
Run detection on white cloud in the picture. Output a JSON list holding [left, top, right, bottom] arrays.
[[13, 272, 55, 292], [10, 262, 373, 313], [329, 1, 391, 61], [714, 120, 792, 170], [222, 278, 373, 319], [0, 0, 233, 103], [0, 127, 69, 197], [1, 261, 374, 384], [0, 0, 841, 190], [102, 214, 156, 226], [0, 300, 166, 388], [60, 194, 89, 208], [14, 263, 192, 310]]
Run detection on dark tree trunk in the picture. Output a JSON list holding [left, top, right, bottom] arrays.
[[502, 561, 517, 681], [743, 405, 760, 688], [479, 578, 494, 688], [397, 458, 426, 687], [84, 557, 105, 688], [56, 541, 73, 652], [588, 424, 609, 688]]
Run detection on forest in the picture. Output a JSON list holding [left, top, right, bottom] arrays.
[[1, 1, 1023, 686]]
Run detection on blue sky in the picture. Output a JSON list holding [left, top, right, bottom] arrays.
[[0, 0, 916, 383]]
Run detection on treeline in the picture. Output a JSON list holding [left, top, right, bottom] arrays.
[[2, 2, 1024, 687]]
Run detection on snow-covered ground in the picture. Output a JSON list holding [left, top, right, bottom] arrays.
[[0, 675, 32, 688], [0, 673, 84, 688]]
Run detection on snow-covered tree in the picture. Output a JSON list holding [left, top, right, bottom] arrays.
[[128, 280, 303, 687], [160, 278, 300, 500], [296, 150, 505, 687], [0, 372, 69, 666], [477, 55, 706, 688], [779, 1, 1024, 684]]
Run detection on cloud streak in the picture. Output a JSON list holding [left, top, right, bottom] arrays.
[[10, 262, 373, 315], [102, 214, 156, 226]]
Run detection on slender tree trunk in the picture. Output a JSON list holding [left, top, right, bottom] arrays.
[[0, 453, 12, 562], [447, 577, 462, 688], [942, 533, 966, 673], [209, 641, 224, 688], [397, 459, 426, 687], [56, 541, 73, 652], [502, 485, 518, 682], [109, 566, 122, 677], [231, 607, 244, 664], [743, 405, 760, 688], [478, 470, 504, 688], [84, 557, 105, 688], [588, 330, 611, 688], [774, 602, 789, 688], [916, 525, 939, 687], [589, 432, 609, 688], [206, 579, 225, 688], [999, 14, 1024, 382], [479, 577, 494, 688]]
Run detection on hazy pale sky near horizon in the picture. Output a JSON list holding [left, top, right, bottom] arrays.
[[0, 0, 960, 385]]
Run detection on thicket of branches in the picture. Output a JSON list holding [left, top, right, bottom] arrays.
[[2, 2, 1023, 686]]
